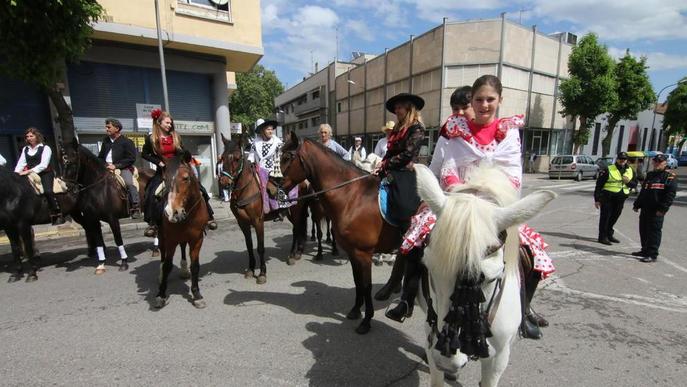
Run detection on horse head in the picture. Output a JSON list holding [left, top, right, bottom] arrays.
[[414, 164, 556, 379], [279, 130, 308, 192], [163, 150, 199, 223], [219, 134, 245, 188]]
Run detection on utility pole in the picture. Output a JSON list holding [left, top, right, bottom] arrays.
[[154, 0, 169, 111]]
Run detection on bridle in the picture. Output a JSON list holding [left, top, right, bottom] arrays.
[[220, 150, 260, 207], [167, 162, 203, 217], [61, 148, 110, 194]]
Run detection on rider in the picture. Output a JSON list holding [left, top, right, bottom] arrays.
[[14, 127, 65, 225], [318, 123, 348, 157], [97, 118, 141, 219], [374, 93, 425, 321], [374, 121, 395, 158], [346, 136, 367, 163], [141, 109, 217, 237]]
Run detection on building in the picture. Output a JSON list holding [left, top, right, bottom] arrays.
[[276, 16, 575, 166], [274, 60, 359, 139], [0, 0, 263, 192]]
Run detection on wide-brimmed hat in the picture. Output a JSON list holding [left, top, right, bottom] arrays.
[[385, 93, 425, 113], [382, 120, 395, 132], [653, 154, 667, 162], [255, 118, 278, 134]]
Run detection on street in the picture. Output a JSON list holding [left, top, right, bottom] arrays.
[[0, 170, 686, 386]]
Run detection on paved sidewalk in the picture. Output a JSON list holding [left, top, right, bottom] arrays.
[[0, 198, 235, 246]]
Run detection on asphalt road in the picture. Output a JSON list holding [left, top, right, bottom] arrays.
[[0, 169, 685, 386]]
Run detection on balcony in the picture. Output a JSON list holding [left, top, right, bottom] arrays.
[[294, 98, 325, 116]]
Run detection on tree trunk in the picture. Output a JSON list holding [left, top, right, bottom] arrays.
[[573, 116, 588, 155], [601, 116, 620, 157], [46, 88, 76, 148]]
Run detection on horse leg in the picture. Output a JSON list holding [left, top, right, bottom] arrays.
[[374, 253, 405, 301], [314, 217, 323, 261], [346, 258, 364, 321], [189, 238, 206, 309], [20, 224, 39, 282], [92, 221, 107, 274], [255, 219, 267, 284], [6, 228, 24, 282], [310, 217, 316, 241], [73, 211, 96, 258], [238, 219, 256, 279], [479, 345, 512, 387], [108, 219, 129, 272], [330, 225, 339, 256], [154, 240, 176, 308], [179, 242, 190, 280], [357, 253, 374, 334]]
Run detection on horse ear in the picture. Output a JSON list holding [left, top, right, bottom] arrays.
[[493, 190, 557, 231], [181, 150, 192, 163], [71, 137, 79, 149], [415, 164, 446, 215], [221, 133, 229, 146]]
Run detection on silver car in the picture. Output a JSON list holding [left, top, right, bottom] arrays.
[[549, 155, 599, 181]]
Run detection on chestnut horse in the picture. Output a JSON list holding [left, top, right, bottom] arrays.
[[154, 152, 208, 309], [219, 136, 321, 285], [279, 132, 400, 334]]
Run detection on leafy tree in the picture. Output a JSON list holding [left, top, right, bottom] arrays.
[[0, 0, 104, 144], [559, 33, 617, 154], [230, 64, 284, 133], [601, 51, 655, 156], [662, 78, 687, 140]]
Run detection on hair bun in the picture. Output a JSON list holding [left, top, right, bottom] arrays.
[[150, 108, 162, 120]]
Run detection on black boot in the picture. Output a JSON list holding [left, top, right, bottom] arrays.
[[375, 253, 405, 301], [520, 268, 543, 339], [201, 185, 217, 230], [48, 195, 66, 225], [385, 249, 422, 323], [525, 270, 548, 327]]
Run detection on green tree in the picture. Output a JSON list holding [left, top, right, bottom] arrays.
[[230, 64, 284, 133], [0, 0, 104, 143], [601, 51, 655, 156], [559, 33, 618, 154], [662, 78, 687, 143]]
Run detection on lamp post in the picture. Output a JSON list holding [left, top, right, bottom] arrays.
[[651, 80, 687, 151], [154, 0, 169, 111]]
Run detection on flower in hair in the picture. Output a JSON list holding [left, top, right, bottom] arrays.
[[150, 108, 162, 120]]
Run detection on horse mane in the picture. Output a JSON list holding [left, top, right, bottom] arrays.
[[77, 144, 108, 172], [423, 163, 519, 280]]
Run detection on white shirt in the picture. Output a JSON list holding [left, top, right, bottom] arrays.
[[14, 144, 52, 174], [248, 135, 283, 171], [374, 137, 389, 157], [105, 137, 114, 163], [346, 145, 367, 162], [0, 153, 6, 166]]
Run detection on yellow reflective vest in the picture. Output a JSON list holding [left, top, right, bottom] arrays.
[[603, 164, 633, 194]]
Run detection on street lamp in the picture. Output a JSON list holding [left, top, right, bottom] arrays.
[[651, 79, 687, 151]]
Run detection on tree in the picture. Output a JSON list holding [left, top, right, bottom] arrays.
[[558, 33, 618, 154], [229, 64, 284, 133], [662, 77, 687, 140], [0, 0, 104, 144], [600, 51, 655, 156]]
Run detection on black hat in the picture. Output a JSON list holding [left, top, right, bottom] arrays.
[[385, 93, 425, 113], [616, 151, 628, 159], [653, 154, 668, 162], [255, 118, 278, 134]]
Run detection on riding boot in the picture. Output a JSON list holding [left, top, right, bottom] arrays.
[[386, 249, 422, 323], [200, 185, 217, 230], [525, 270, 548, 327], [47, 194, 66, 225], [520, 268, 543, 339], [375, 253, 405, 300]]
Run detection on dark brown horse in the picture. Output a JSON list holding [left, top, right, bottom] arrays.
[[279, 132, 401, 334], [302, 181, 338, 259], [220, 136, 323, 284], [154, 152, 208, 309]]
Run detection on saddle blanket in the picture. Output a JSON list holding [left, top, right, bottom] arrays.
[[378, 180, 400, 227], [27, 172, 68, 194]]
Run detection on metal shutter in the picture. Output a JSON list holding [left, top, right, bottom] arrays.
[[0, 75, 52, 135]]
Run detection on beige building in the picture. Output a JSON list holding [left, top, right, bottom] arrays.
[[0, 0, 262, 191], [278, 17, 575, 164]]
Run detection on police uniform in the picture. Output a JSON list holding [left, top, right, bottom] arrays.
[[594, 152, 637, 244], [632, 154, 677, 262]]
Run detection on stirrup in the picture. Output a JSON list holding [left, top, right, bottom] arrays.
[[385, 300, 412, 323]]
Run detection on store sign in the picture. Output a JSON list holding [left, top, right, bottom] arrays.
[[74, 117, 134, 133], [230, 122, 242, 134], [136, 103, 162, 129], [175, 121, 215, 134]]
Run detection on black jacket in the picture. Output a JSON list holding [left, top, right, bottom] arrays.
[[593, 163, 637, 201], [98, 135, 137, 170], [633, 169, 677, 213], [381, 123, 425, 173]]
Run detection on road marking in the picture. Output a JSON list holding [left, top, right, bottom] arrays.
[[560, 183, 596, 191], [535, 182, 585, 189]]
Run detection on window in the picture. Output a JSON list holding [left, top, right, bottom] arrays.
[[311, 117, 320, 127], [337, 102, 342, 113], [180, 0, 229, 12], [312, 90, 320, 99]]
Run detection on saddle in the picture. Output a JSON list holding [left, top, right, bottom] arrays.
[[27, 172, 68, 194], [112, 167, 140, 191], [378, 179, 399, 226]]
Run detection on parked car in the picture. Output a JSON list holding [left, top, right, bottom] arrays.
[[549, 155, 599, 181], [679, 154, 687, 167], [665, 154, 678, 169], [595, 156, 614, 170]]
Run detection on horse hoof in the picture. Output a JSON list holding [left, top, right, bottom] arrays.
[[313, 254, 323, 261], [244, 270, 256, 279], [310, 235, 316, 241], [346, 309, 362, 320], [119, 262, 129, 272], [8, 274, 22, 283], [154, 296, 169, 309], [287, 257, 297, 266], [355, 322, 371, 335], [256, 275, 267, 285], [192, 299, 207, 309], [179, 270, 191, 280], [25, 273, 38, 282], [94, 265, 106, 275], [151, 249, 160, 258]]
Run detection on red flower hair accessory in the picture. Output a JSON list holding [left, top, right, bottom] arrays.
[[150, 108, 162, 120]]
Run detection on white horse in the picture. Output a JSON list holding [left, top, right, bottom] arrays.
[[354, 153, 383, 173], [414, 163, 556, 387]]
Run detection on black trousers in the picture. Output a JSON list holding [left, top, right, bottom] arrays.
[[639, 209, 664, 258], [143, 172, 214, 225], [598, 193, 627, 240], [39, 170, 61, 214]]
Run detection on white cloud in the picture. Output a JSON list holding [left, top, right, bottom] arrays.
[[609, 46, 687, 71], [531, 0, 687, 41], [346, 19, 374, 42]]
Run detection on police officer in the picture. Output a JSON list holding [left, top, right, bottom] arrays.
[[594, 151, 637, 245], [632, 154, 677, 262]]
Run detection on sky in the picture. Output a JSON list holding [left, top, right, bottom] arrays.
[[259, 0, 687, 100]]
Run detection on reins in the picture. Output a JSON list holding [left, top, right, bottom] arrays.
[[284, 174, 373, 202], [222, 153, 262, 208]]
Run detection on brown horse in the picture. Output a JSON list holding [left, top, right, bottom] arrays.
[[301, 181, 338, 260], [154, 152, 208, 309], [279, 132, 401, 334]]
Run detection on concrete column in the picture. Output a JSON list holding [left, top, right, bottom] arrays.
[[214, 68, 230, 152]]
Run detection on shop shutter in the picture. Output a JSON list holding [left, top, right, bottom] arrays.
[[0, 75, 52, 136]]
